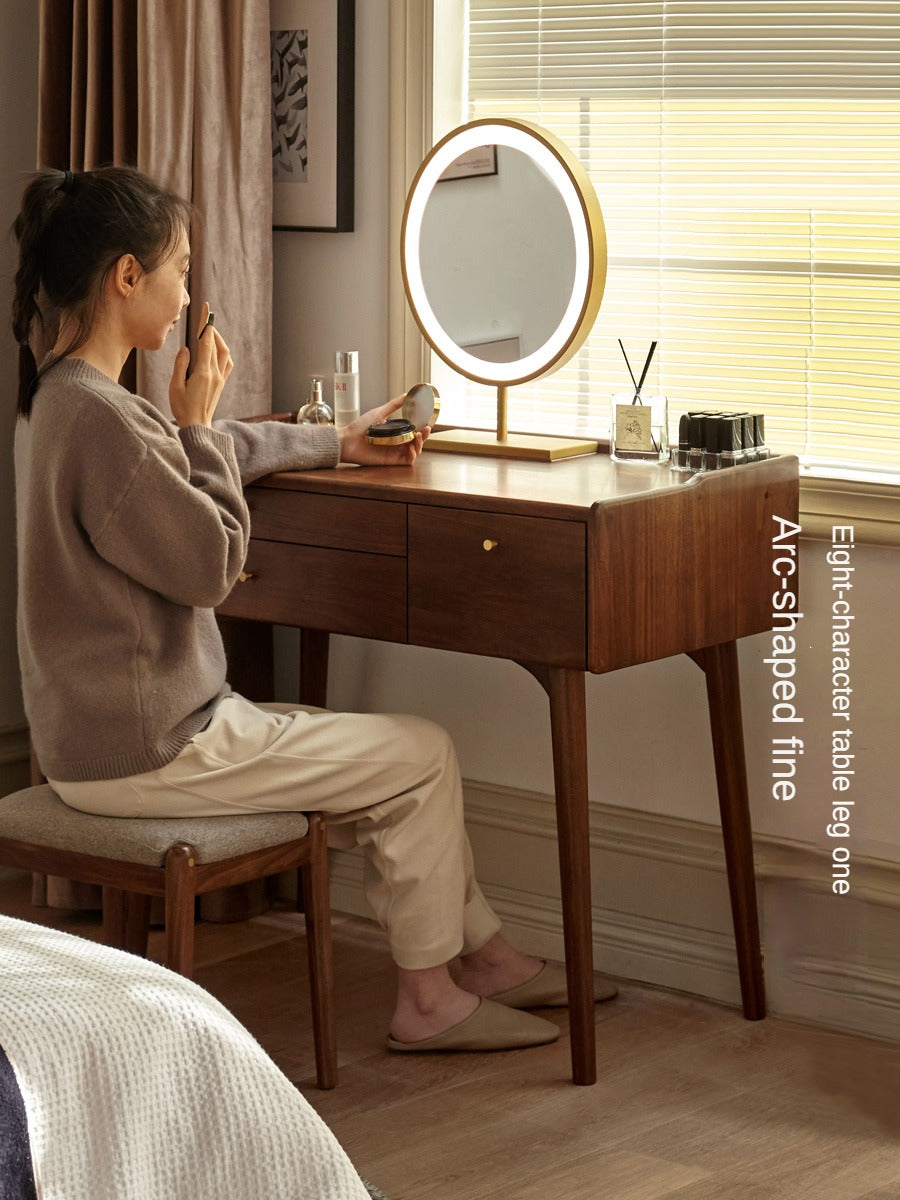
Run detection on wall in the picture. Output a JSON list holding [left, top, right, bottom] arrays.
[[0, 4, 39, 793], [272, 7, 900, 1043], [270, 3, 391, 420]]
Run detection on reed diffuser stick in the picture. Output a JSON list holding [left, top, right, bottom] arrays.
[[616, 339, 661, 453], [618, 338, 639, 394], [633, 340, 657, 404]]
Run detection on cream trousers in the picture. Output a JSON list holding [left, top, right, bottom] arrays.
[[50, 693, 501, 970]]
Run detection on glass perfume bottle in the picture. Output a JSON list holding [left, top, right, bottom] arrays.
[[296, 377, 334, 424]]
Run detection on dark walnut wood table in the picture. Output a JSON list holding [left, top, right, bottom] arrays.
[[217, 447, 800, 1085]]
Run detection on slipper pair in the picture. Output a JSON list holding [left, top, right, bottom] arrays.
[[386, 963, 619, 1053], [387, 997, 559, 1053]]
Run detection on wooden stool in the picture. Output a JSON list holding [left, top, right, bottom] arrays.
[[0, 784, 336, 1088]]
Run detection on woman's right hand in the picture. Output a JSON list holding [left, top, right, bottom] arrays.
[[169, 302, 234, 428]]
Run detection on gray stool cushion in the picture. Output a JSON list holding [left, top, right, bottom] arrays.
[[0, 785, 310, 867]]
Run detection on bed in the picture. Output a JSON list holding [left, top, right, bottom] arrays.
[[0, 914, 377, 1199]]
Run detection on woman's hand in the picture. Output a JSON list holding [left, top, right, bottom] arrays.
[[169, 302, 234, 428], [338, 394, 430, 466]]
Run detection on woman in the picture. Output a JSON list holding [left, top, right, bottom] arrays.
[[11, 166, 613, 1053]]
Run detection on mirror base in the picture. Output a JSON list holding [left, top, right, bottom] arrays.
[[424, 428, 598, 462]]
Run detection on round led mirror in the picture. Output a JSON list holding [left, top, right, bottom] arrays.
[[401, 118, 607, 459]]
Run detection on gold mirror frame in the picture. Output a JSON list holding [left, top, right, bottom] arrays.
[[401, 118, 607, 460]]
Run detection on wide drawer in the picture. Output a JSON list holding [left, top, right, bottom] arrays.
[[246, 487, 406, 555], [217, 539, 407, 641], [408, 506, 586, 666]]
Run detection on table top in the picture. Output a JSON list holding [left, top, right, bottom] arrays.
[[253, 447, 798, 523]]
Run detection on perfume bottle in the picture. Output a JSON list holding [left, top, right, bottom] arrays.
[[333, 350, 360, 428], [296, 377, 334, 425]]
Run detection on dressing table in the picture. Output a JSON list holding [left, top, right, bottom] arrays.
[[217, 446, 799, 1085], [221, 118, 798, 1084]]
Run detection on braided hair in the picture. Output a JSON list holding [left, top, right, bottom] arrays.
[[10, 165, 193, 417]]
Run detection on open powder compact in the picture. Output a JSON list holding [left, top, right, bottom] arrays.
[[365, 383, 440, 446]]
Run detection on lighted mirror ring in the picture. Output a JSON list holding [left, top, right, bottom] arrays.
[[401, 118, 607, 389]]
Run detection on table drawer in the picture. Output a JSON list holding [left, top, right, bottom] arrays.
[[408, 506, 586, 666], [246, 487, 406, 555], [217, 539, 407, 641]]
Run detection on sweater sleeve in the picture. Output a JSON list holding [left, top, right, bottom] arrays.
[[83, 415, 251, 610], [215, 418, 341, 484]]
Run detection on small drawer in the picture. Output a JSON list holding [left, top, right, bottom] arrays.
[[246, 488, 406, 555], [217, 539, 407, 642], [408, 506, 586, 666]]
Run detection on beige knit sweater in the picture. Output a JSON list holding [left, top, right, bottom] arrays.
[[14, 357, 340, 781]]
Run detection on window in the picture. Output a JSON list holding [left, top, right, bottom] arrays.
[[434, 1, 900, 484]]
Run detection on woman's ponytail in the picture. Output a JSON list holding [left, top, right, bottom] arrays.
[[10, 172, 69, 416]]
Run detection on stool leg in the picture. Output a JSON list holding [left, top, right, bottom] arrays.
[[165, 845, 197, 977], [301, 815, 336, 1089], [105, 889, 153, 957], [123, 893, 153, 956], [103, 886, 129, 950]]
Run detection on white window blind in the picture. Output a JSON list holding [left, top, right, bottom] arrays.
[[447, 0, 900, 480]]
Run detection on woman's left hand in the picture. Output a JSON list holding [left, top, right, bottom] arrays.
[[169, 302, 233, 428], [338, 395, 430, 466]]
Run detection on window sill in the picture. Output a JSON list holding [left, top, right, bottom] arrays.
[[800, 478, 900, 547]]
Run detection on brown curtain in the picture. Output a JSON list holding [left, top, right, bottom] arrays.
[[33, 0, 273, 911], [136, 0, 273, 418], [37, 0, 138, 169], [36, 0, 272, 418]]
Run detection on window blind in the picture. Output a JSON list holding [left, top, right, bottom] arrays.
[[447, 0, 900, 480]]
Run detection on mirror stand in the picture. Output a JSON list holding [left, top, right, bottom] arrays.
[[426, 386, 598, 461]]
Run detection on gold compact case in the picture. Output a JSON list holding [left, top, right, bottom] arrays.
[[366, 383, 440, 445]]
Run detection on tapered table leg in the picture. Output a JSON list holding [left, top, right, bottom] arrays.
[[547, 666, 597, 1084], [217, 615, 274, 700], [300, 628, 330, 709], [692, 641, 766, 1019]]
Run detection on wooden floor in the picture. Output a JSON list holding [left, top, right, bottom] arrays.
[[3, 869, 898, 1199]]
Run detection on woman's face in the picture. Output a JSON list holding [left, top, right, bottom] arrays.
[[129, 226, 191, 350]]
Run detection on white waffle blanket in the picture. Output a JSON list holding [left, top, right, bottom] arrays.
[[0, 915, 369, 1200]]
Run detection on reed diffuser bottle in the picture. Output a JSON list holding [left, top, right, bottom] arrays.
[[610, 339, 669, 465]]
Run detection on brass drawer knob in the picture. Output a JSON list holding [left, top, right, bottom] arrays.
[[482, 539, 498, 552], [238, 570, 256, 583]]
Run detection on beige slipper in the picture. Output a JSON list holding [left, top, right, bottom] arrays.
[[488, 961, 618, 1008], [386, 998, 559, 1053]]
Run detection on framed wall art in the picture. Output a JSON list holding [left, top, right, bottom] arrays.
[[270, 0, 355, 231]]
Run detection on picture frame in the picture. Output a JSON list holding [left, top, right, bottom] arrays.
[[438, 144, 498, 183], [270, 0, 355, 232]]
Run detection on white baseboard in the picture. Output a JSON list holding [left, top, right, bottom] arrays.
[[328, 778, 900, 1044]]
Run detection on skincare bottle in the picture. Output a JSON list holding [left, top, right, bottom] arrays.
[[333, 351, 360, 428], [296, 377, 334, 425]]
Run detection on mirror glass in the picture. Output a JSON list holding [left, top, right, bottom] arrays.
[[418, 145, 576, 365]]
